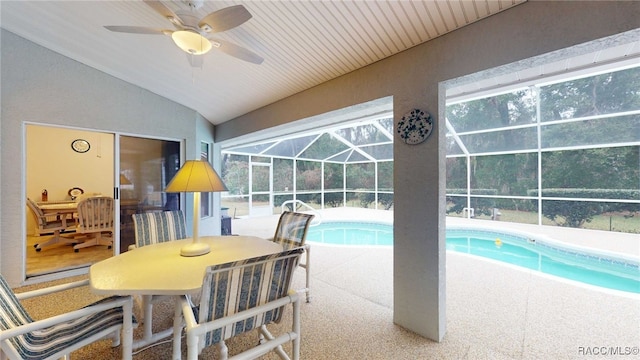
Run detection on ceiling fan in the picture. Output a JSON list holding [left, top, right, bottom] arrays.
[[104, 0, 263, 66]]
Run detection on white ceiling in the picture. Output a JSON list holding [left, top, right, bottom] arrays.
[[0, 0, 525, 125]]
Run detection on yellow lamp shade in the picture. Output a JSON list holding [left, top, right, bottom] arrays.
[[165, 160, 227, 257], [165, 160, 227, 193]]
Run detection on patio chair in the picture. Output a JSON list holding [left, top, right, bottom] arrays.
[[73, 196, 114, 252], [26, 198, 76, 252], [131, 210, 188, 341], [172, 247, 304, 360], [0, 275, 134, 360], [131, 210, 188, 248], [272, 211, 315, 302]]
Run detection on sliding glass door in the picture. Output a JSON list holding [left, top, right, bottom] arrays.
[[25, 127, 182, 278], [118, 136, 181, 252], [25, 125, 115, 277]]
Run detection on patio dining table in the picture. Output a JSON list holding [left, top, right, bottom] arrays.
[[89, 235, 283, 350]]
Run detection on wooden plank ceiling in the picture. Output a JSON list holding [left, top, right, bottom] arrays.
[[1, 1, 525, 124]]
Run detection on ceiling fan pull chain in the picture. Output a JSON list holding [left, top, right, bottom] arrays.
[[191, 55, 195, 84]]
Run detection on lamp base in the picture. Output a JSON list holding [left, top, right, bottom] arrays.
[[180, 242, 211, 257]]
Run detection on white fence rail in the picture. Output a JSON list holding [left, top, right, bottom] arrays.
[[280, 200, 322, 226]]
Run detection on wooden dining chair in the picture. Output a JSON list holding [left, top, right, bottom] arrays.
[[73, 196, 114, 252], [272, 211, 315, 302], [0, 275, 134, 360], [26, 198, 76, 252], [172, 247, 305, 360]]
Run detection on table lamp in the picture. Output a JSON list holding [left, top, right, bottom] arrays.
[[165, 160, 228, 257], [119, 174, 132, 185]]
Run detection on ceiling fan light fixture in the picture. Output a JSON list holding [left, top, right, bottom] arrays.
[[171, 30, 212, 55]]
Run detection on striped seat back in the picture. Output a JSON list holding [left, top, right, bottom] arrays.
[[0, 275, 34, 354], [198, 247, 304, 347], [273, 211, 315, 249], [1, 275, 126, 360], [132, 210, 188, 247]]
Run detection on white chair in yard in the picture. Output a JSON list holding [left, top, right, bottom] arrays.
[[0, 275, 134, 360], [172, 247, 305, 360], [131, 210, 188, 342], [272, 211, 315, 302]]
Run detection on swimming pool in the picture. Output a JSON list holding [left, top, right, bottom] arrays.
[[306, 221, 640, 294]]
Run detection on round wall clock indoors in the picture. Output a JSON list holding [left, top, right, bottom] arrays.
[[71, 139, 90, 153]]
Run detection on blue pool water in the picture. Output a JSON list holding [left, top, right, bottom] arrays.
[[306, 221, 640, 294]]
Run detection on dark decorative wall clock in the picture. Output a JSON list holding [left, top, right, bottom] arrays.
[[396, 109, 433, 145]]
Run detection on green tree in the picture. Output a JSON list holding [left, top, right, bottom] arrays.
[[323, 162, 343, 190], [295, 160, 321, 190], [542, 147, 639, 190], [273, 158, 293, 191], [540, 67, 640, 120], [346, 163, 375, 190], [222, 154, 248, 196], [377, 161, 393, 191], [446, 66, 639, 230]]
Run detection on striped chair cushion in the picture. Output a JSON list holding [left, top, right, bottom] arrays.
[[273, 212, 314, 249], [132, 210, 187, 247], [0, 276, 127, 360], [0, 275, 33, 336], [197, 247, 304, 347]]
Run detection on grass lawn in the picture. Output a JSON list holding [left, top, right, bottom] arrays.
[[449, 209, 639, 233], [225, 198, 639, 234]]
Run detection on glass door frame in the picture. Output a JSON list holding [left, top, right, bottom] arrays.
[[23, 124, 184, 282], [116, 132, 184, 253], [24, 123, 117, 280]]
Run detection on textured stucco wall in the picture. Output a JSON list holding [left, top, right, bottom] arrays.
[[0, 30, 207, 286], [214, 1, 640, 341]]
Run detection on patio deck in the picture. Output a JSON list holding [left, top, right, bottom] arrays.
[[229, 208, 639, 359], [16, 207, 639, 359]]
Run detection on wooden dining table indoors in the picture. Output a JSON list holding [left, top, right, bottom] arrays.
[[30, 201, 79, 252], [89, 235, 283, 349], [38, 201, 78, 217]]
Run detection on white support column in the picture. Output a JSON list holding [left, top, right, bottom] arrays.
[[393, 90, 446, 341]]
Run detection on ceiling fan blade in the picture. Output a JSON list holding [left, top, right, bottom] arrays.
[[104, 26, 169, 35], [199, 5, 252, 33], [143, 0, 183, 27], [210, 38, 264, 65]]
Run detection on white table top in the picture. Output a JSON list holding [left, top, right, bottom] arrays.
[[38, 202, 77, 211], [90, 236, 283, 296]]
